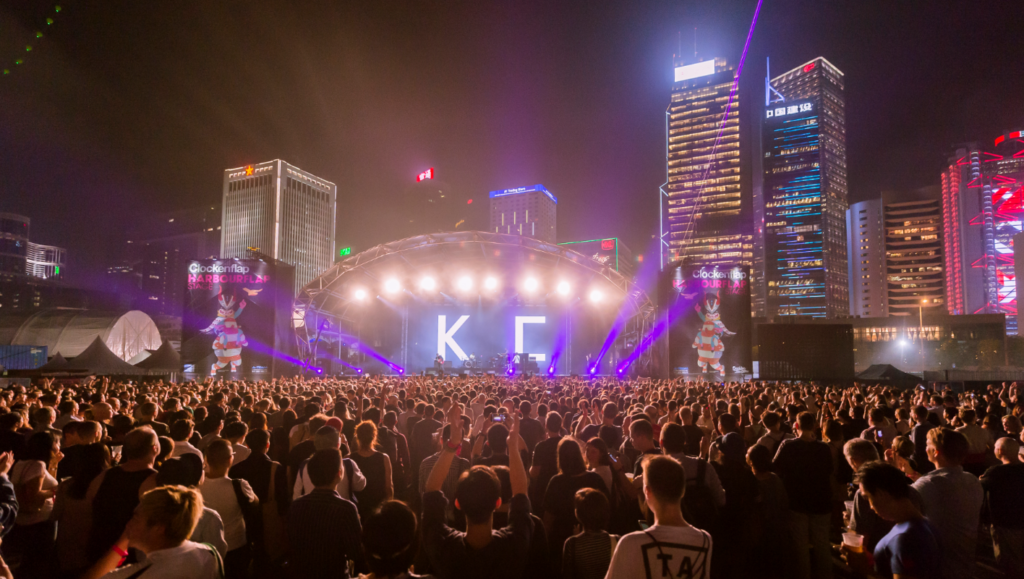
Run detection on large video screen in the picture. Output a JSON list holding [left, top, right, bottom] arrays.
[[181, 259, 294, 378], [662, 264, 752, 378]]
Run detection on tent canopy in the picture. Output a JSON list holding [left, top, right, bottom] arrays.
[[33, 353, 70, 373], [135, 341, 182, 372], [67, 337, 148, 375], [0, 309, 161, 362], [856, 364, 919, 384]]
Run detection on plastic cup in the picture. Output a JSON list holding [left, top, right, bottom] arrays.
[[842, 532, 864, 553], [845, 500, 855, 514]]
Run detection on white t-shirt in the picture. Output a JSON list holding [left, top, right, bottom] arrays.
[[12, 460, 58, 525], [102, 541, 220, 579], [605, 524, 712, 579], [199, 477, 249, 552]]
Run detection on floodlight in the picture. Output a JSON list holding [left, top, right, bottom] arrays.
[[556, 281, 571, 296], [483, 276, 499, 290], [523, 277, 539, 293], [457, 276, 473, 292], [420, 276, 437, 291], [353, 288, 368, 301], [384, 279, 401, 294], [589, 289, 604, 303]]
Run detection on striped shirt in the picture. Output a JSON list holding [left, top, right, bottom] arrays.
[[563, 531, 618, 579]]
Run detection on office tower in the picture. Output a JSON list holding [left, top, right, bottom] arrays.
[[884, 199, 944, 317], [847, 199, 888, 317], [0, 213, 67, 280], [942, 130, 1024, 333], [559, 238, 635, 279], [489, 184, 557, 243], [759, 57, 849, 318], [659, 58, 751, 272], [221, 160, 337, 295]]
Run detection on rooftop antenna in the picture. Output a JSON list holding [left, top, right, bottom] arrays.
[[694, 28, 697, 59]]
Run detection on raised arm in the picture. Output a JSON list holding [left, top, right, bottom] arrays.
[[507, 410, 528, 497], [425, 405, 462, 493]]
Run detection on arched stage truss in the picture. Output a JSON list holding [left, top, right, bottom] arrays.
[[294, 231, 656, 375]]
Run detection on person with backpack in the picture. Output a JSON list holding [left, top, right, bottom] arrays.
[[660, 424, 724, 534], [606, 455, 712, 579], [199, 440, 259, 579]]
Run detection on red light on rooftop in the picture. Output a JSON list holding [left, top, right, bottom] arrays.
[[467, 199, 473, 204], [803, 63, 815, 73]]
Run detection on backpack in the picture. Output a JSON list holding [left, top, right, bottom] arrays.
[[231, 478, 264, 549], [681, 459, 720, 533]]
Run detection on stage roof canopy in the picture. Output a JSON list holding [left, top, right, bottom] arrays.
[[295, 231, 655, 327]]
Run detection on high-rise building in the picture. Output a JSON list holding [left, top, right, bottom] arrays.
[[884, 199, 944, 317], [106, 205, 221, 318], [221, 160, 337, 295], [847, 199, 888, 317], [558, 238, 635, 279], [659, 58, 751, 271], [942, 130, 1024, 333], [0, 213, 67, 281], [758, 57, 849, 318], [488, 185, 557, 243]]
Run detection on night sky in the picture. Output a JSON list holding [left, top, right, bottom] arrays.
[[2, 0, 1023, 288]]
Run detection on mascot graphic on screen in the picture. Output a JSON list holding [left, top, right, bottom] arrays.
[[202, 289, 248, 375], [692, 287, 735, 376]]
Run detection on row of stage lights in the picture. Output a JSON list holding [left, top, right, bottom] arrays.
[[350, 276, 607, 304]]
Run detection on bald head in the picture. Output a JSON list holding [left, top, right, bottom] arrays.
[[995, 437, 1021, 464], [91, 402, 113, 421]]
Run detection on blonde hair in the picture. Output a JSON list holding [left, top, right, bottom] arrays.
[[137, 485, 204, 544]]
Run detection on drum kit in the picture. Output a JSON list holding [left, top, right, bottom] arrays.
[[462, 352, 508, 370]]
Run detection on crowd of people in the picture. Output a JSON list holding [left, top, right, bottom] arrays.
[[0, 373, 1019, 579]]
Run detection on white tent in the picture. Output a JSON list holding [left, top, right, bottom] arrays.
[[0, 309, 162, 362]]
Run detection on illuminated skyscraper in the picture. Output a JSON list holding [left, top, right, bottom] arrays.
[[847, 199, 888, 317], [758, 57, 849, 318], [659, 58, 751, 271], [942, 130, 1024, 333], [221, 160, 337, 295], [0, 213, 66, 281], [489, 184, 557, 243], [884, 199, 944, 316]]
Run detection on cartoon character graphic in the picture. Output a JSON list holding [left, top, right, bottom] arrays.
[[201, 290, 248, 375], [692, 288, 735, 376]]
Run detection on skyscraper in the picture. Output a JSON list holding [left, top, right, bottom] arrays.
[[847, 199, 888, 317], [942, 130, 1024, 333], [884, 199, 944, 316], [758, 57, 849, 318], [0, 213, 67, 281], [221, 160, 337, 295], [659, 58, 751, 271], [488, 184, 557, 243]]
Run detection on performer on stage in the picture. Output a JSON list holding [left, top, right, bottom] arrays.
[[434, 354, 444, 376]]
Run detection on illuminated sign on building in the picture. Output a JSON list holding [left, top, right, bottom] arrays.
[[765, 102, 813, 119], [245, 165, 254, 176], [601, 239, 615, 251], [416, 168, 434, 182], [487, 184, 558, 205], [339, 247, 352, 257], [673, 60, 716, 82]]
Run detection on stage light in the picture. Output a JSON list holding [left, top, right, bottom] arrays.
[[313, 367, 323, 375], [456, 276, 473, 292], [356, 368, 363, 375], [898, 339, 908, 347], [396, 367, 405, 375], [589, 289, 604, 303], [483, 277, 499, 291], [507, 368, 515, 376], [419, 276, 437, 291], [556, 281, 570, 296], [353, 288, 368, 301], [589, 366, 598, 375], [384, 279, 401, 294], [523, 277, 539, 293], [547, 366, 555, 376]]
